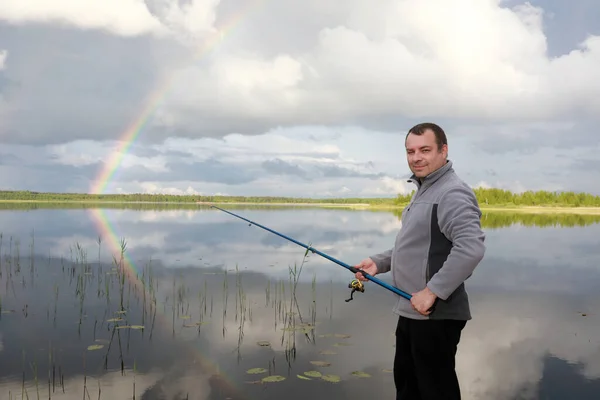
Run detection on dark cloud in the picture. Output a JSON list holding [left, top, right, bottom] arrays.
[[0, 153, 21, 165], [0, 70, 13, 93], [260, 158, 388, 181], [460, 119, 600, 155], [106, 158, 260, 185], [165, 159, 260, 184], [318, 163, 385, 179], [0, 23, 186, 146], [569, 157, 600, 172], [0, 163, 100, 192], [261, 158, 309, 179]]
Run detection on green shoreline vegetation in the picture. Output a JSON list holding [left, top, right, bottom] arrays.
[[1, 188, 600, 208]]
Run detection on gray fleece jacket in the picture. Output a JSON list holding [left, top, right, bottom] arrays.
[[370, 160, 486, 320]]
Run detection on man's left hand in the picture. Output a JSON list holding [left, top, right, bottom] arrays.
[[410, 287, 437, 316]]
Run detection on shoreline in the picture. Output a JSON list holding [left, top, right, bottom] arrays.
[[1, 199, 600, 214]]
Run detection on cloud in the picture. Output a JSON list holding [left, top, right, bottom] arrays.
[[0, 1, 599, 196], [0, 49, 6, 70], [0, 0, 221, 38], [147, 0, 600, 140]]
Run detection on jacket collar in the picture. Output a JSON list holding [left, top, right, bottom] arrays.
[[407, 160, 453, 190]]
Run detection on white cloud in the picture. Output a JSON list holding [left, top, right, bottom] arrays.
[[0, 49, 7, 70], [147, 0, 600, 134], [0, 0, 219, 38], [1, 1, 599, 196]]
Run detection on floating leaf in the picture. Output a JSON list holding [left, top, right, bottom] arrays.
[[304, 371, 322, 378], [297, 374, 311, 380], [256, 341, 271, 347], [333, 342, 351, 347], [310, 361, 331, 367], [87, 345, 104, 351], [107, 318, 123, 322], [318, 333, 334, 338], [117, 325, 144, 330], [246, 368, 267, 374], [261, 375, 286, 383], [351, 371, 371, 378], [321, 374, 341, 383], [180, 315, 191, 320], [334, 334, 351, 339]]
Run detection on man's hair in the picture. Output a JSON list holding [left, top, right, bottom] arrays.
[[406, 122, 447, 151]]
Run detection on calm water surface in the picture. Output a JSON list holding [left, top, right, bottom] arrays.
[[0, 205, 599, 400]]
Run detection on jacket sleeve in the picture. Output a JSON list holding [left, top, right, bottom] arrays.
[[426, 184, 486, 300], [369, 248, 393, 274]]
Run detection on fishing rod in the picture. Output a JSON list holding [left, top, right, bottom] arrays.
[[210, 205, 412, 302]]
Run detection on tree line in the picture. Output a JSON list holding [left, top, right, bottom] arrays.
[[0, 187, 599, 207]]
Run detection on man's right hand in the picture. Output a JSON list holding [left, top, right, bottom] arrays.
[[354, 258, 378, 281]]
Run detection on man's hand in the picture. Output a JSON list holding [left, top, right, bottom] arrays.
[[410, 287, 437, 316], [353, 258, 378, 281]]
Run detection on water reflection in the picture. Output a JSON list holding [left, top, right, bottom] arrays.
[[0, 206, 598, 399]]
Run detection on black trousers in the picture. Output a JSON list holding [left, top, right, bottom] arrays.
[[394, 315, 467, 400]]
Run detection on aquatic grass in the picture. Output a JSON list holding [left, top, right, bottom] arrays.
[[0, 228, 391, 398]]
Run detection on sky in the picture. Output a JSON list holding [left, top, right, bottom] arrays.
[[0, 0, 599, 197]]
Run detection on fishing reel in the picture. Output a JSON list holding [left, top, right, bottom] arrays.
[[345, 279, 365, 302]]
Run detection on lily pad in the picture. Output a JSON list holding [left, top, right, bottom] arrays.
[[333, 342, 351, 347], [117, 325, 144, 330], [321, 374, 341, 383], [107, 318, 123, 322], [256, 341, 271, 347], [304, 371, 322, 378], [310, 361, 331, 367], [297, 374, 311, 380], [382, 368, 393, 373], [261, 375, 286, 383], [87, 344, 104, 351], [351, 371, 371, 378], [246, 368, 267, 374], [334, 333, 351, 339]]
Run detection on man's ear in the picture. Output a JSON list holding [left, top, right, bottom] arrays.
[[441, 143, 448, 156]]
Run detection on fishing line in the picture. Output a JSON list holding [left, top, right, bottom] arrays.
[[210, 205, 412, 301]]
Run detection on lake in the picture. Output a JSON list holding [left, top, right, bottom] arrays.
[[0, 204, 599, 400]]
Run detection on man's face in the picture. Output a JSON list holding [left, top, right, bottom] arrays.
[[405, 130, 448, 178]]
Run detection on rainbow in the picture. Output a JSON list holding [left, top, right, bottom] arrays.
[[88, 0, 270, 397], [88, 207, 247, 396], [90, 0, 268, 195]]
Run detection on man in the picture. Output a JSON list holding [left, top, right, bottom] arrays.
[[354, 122, 486, 400]]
